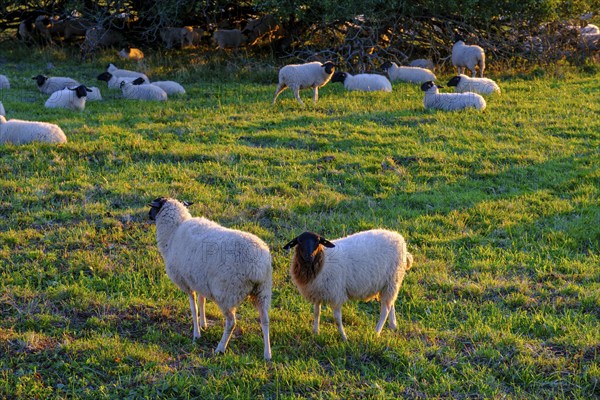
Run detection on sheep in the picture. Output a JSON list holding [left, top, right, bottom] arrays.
[[81, 26, 124, 57], [44, 85, 92, 111], [273, 61, 336, 105], [421, 81, 486, 111], [409, 58, 435, 71], [380, 61, 436, 84], [32, 75, 81, 95], [452, 36, 486, 77], [0, 102, 4, 117], [97, 72, 136, 90], [160, 26, 195, 48], [148, 197, 272, 360], [283, 229, 413, 340], [213, 29, 246, 50], [121, 77, 167, 101], [0, 115, 67, 145], [150, 81, 186, 96], [106, 63, 149, 83], [0, 75, 9, 89], [446, 74, 500, 95], [118, 47, 144, 61], [330, 71, 392, 92], [86, 86, 103, 101], [581, 24, 600, 35]]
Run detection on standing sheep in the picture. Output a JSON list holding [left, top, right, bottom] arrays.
[[213, 29, 246, 50], [273, 61, 336, 105], [121, 77, 167, 101], [283, 229, 413, 340], [421, 81, 486, 111], [452, 35, 486, 77], [33, 75, 81, 95], [446, 74, 500, 95], [160, 26, 195, 48], [148, 197, 272, 360], [380, 61, 436, 84], [44, 85, 92, 111], [0, 75, 10, 89], [0, 115, 67, 144], [331, 72, 392, 92]]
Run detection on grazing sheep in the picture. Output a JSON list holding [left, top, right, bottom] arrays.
[[121, 77, 167, 101], [0, 75, 9, 89], [331, 71, 392, 92], [97, 71, 136, 90], [213, 29, 246, 50], [44, 84, 91, 111], [283, 230, 413, 340], [452, 36, 486, 77], [273, 61, 336, 105], [33, 75, 81, 95], [106, 63, 149, 82], [118, 47, 144, 61], [150, 81, 186, 96], [421, 81, 486, 111], [148, 197, 272, 360], [160, 26, 195, 48], [409, 58, 435, 71], [446, 74, 500, 95], [0, 115, 67, 144], [380, 61, 436, 84], [0, 102, 4, 116]]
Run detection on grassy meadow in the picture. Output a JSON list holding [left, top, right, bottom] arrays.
[[0, 44, 599, 399]]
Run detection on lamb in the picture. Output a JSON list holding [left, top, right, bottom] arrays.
[[97, 72, 136, 90], [33, 75, 81, 95], [421, 81, 486, 111], [283, 229, 413, 340], [380, 61, 436, 84], [150, 81, 186, 96], [0, 75, 10, 89], [44, 85, 92, 111], [121, 77, 167, 101], [408, 58, 435, 71], [148, 197, 272, 360], [273, 61, 336, 105], [452, 36, 486, 77], [331, 71, 392, 92], [446, 74, 500, 95], [106, 63, 149, 83], [213, 29, 246, 50], [0, 115, 67, 145], [118, 47, 145, 61]]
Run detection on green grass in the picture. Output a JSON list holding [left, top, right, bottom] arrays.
[[0, 44, 599, 399]]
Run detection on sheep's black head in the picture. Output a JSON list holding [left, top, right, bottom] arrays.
[[380, 61, 392, 71], [453, 33, 464, 43], [331, 72, 347, 84], [421, 81, 441, 91], [284, 231, 334, 257], [97, 72, 112, 82], [132, 77, 145, 85], [148, 197, 193, 220], [446, 76, 461, 87], [32, 74, 48, 86], [285, 231, 335, 284], [321, 61, 335, 75], [70, 84, 92, 98]]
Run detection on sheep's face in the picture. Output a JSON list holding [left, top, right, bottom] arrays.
[[285, 231, 335, 285], [132, 77, 145, 85], [421, 81, 441, 92], [71, 85, 91, 98], [446, 76, 461, 87], [97, 72, 112, 82], [331, 72, 347, 84], [33, 75, 48, 86], [148, 197, 193, 220], [321, 61, 335, 75]]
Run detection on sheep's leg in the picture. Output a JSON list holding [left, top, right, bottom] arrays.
[[333, 306, 347, 341], [312, 86, 319, 103], [313, 303, 321, 334], [375, 301, 392, 335], [388, 304, 397, 330], [272, 83, 287, 104], [478, 61, 485, 78], [215, 309, 236, 355], [188, 291, 201, 340], [256, 300, 272, 360], [291, 85, 304, 105], [199, 295, 207, 329]]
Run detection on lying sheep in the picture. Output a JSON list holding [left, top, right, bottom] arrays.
[[44, 85, 92, 111], [380, 61, 436, 84], [97, 72, 136, 90], [148, 197, 272, 359], [33, 75, 81, 95], [409, 58, 435, 71], [150, 81, 186, 96], [446, 74, 500, 95], [121, 77, 167, 101], [0, 115, 67, 144], [86, 86, 103, 101], [273, 61, 336, 105], [331, 71, 392, 92], [0, 75, 9, 89], [452, 35, 486, 77], [213, 29, 246, 50], [106, 63, 149, 82], [421, 81, 486, 111], [118, 47, 144, 61], [283, 230, 413, 340]]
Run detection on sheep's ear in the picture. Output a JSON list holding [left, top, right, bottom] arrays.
[[182, 201, 193, 207], [149, 197, 165, 208], [86, 87, 92, 92], [282, 237, 298, 250], [319, 237, 335, 248]]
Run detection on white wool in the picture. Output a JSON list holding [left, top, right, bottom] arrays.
[[273, 61, 336, 105], [0, 115, 67, 144], [34, 76, 81, 95], [335, 72, 392, 92], [151, 197, 272, 360], [0, 75, 10, 89], [44, 86, 88, 111], [106, 63, 149, 82], [213, 29, 245, 49], [0, 101, 4, 116], [422, 82, 486, 111], [409, 59, 435, 70], [448, 74, 500, 95], [121, 81, 167, 101], [98, 72, 136, 90], [382, 62, 436, 83], [452, 40, 486, 77], [150, 81, 186, 95], [86, 86, 103, 101]]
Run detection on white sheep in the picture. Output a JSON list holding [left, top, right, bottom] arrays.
[[0, 115, 67, 145], [0, 101, 4, 116], [452, 36, 486, 77], [273, 61, 336, 105], [408, 59, 435, 71], [283, 229, 413, 340], [421, 81, 486, 111], [33, 75, 81, 95], [106, 63, 149, 82], [150, 81, 186, 96], [97, 72, 136, 90], [380, 62, 436, 84], [330, 72, 392, 92], [148, 197, 272, 360], [44, 85, 91, 111], [121, 77, 167, 101], [0, 75, 10, 89], [86, 86, 103, 101], [213, 29, 246, 50], [118, 47, 144, 61], [446, 74, 500, 95]]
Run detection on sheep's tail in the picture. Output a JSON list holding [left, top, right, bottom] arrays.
[[405, 252, 414, 270]]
